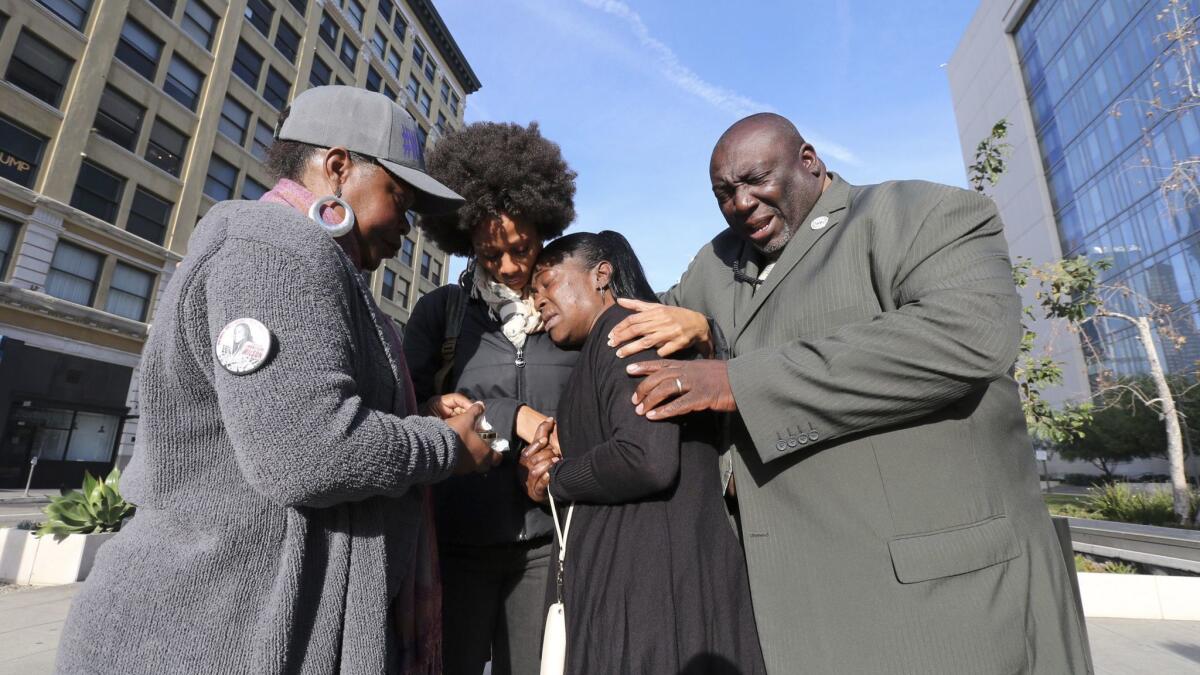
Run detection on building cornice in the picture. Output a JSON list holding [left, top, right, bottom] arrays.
[[0, 283, 148, 343], [0, 179, 182, 264], [407, 0, 482, 94]]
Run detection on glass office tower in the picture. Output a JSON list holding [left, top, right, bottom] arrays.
[[1015, 0, 1200, 377]]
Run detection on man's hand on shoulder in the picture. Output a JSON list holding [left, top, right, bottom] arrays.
[[607, 298, 713, 358], [627, 360, 736, 420]]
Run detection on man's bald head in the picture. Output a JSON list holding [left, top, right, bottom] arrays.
[[714, 113, 806, 159], [708, 113, 828, 257]]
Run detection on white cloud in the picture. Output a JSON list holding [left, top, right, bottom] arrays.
[[577, 0, 859, 165], [579, 0, 770, 117]]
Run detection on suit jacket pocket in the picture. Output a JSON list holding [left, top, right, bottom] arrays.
[[888, 515, 1022, 584]]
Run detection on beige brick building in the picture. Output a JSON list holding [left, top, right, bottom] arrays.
[[0, 0, 479, 489]]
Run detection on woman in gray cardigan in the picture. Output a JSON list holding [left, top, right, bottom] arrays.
[[56, 87, 498, 675]]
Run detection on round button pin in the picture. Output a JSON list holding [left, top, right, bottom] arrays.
[[215, 318, 273, 375], [811, 216, 830, 230]]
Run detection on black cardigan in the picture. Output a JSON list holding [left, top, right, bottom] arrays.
[[405, 284, 579, 546]]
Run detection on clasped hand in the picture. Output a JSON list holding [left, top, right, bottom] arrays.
[[518, 418, 560, 504], [424, 395, 502, 475]]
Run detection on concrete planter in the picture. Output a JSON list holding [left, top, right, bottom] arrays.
[[1078, 572, 1200, 621], [0, 527, 115, 585]]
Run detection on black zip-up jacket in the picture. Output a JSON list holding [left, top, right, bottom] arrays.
[[405, 284, 579, 546]]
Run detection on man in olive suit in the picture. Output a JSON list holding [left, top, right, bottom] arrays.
[[611, 113, 1092, 674]]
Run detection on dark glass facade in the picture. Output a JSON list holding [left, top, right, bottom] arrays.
[[1016, 0, 1200, 376]]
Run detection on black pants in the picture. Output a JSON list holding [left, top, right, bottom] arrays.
[[440, 538, 553, 675]]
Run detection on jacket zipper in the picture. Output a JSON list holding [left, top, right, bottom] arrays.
[[514, 343, 528, 541]]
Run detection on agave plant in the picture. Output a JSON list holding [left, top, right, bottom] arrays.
[[35, 467, 135, 540]]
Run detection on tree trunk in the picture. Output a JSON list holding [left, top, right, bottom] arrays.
[[1132, 316, 1191, 521]]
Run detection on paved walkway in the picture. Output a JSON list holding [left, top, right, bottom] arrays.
[[0, 489, 56, 505], [0, 584, 1197, 673]]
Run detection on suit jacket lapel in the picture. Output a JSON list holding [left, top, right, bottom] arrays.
[[735, 173, 852, 341]]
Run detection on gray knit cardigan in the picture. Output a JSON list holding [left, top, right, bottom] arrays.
[[56, 200, 459, 674]]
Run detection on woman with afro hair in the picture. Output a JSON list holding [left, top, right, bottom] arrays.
[[403, 121, 578, 675]]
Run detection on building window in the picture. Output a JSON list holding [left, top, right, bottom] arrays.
[[148, 0, 175, 16], [244, 0, 273, 36], [450, 92, 460, 116], [6, 30, 74, 108], [318, 12, 338, 49], [0, 217, 18, 278], [430, 258, 442, 284], [181, 0, 218, 50], [0, 117, 47, 188], [275, 20, 301, 62], [163, 55, 204, 110], [127, 187, 172, 245], [345, 0, 365, 31], [339, 38, 358, 71], [383, 84, 395, 101], [218, 96, 251, 144], [93, 86, 145, 150], [435, 112, 446, 135], [423, 60, 435, 82], [420, 251, 431, 279], [371, 28, 387, 57], [390, 5, 407, 41], [406, 74, 419, 102], [71, 160, 124, 223], [251, 121, 273, 161], [418, 90, 432, 117], [204, 155, 237, 201], [309, 56, 332, 87], [115, 18, 162, 81], [232, 40, 264, 88], [105, 262, 155, 321], [242, 176, 267, 200], [262, 68, 290, 110], [400, 237, 414, 266], [396, 275, 410, 308], [144, 119, 188, 177], [45, 240, 102, 306], [366, 67, 382, 92], [378, 0, 393, 22], [287, 0, 306, 17], [386, 48, 401, 78], [382, 267, 395, 300], [36, 0, 92, 31], [440, 80, 450, 104], [416, 124, 427, 152], [412, 40, 426, 69]]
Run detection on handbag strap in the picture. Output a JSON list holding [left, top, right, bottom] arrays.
[[433, 285, 468, 395], [547, 486, 575, 561], [547, 486, 575, 603]]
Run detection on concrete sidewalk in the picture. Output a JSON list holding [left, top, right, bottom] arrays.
[[0, 583, 1197, 673], [0, 489, 57, 505]]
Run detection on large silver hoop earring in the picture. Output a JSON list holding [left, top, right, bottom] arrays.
[[309, 192, 355, 237]]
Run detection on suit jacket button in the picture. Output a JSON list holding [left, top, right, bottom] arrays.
[[776, 440, 788, 451], [808, 431, 819, 441], [787, 438, 798, 448]]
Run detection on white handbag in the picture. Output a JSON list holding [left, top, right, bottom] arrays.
[[540, 488, 575, 675]]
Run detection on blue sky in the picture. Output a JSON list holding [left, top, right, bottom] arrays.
[[437, 0, 979, 289]]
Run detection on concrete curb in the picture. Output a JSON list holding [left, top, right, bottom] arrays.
[[1079, 572, 1200, 621], [0, 497, 51, 506]]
